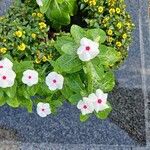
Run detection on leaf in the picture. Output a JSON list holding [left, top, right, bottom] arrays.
[[95, 102, 112, 119], [68, 94, 82, 105], [54, 54, 82, 73], [54, 36, 74, 54], [80, 114, 90, 122], [7, 97, 20, 108], [0, 91, 6, 106], [71, 25, 86, 43], [65, 74, 84, 93], [87, 28, 106, 43], [99, 45, 122, 67], [20, 98, 33, 113], [61, 85, 74, 99], [40, 0, 51, 13]]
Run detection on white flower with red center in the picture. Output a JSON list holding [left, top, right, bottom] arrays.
[[77, 97, 94, 115], [88, 89, 109, 113], [36, 0, 43, 6], [0, 58, 13, 70], [45, 72, 64, 91], [77, 37, 100, 61], [37, 102, 51, 117], [22, 70, 39, 86], [0, 69, 16, 88]]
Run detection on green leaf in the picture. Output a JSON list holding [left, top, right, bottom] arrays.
[[71, 25, 86, 43], [54, 36, 74, 54], [87, 28, 106, 43], [20, 99, 33, 113], [40, 0, 51, 13], [65, 74, 84, 93], [99, 45, 122, 67], [80, 114, 90, 122], [95, 103, 112, 119], [7, 97, 20, 108], [54, 54, 82, 73], [0, 91, 6, 106], [61, 85, 74, 99], [68, 93, 82, 105]]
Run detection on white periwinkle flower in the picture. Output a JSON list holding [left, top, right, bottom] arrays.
[[0, 58, 13, 70], [37, 102, 51, 117], [77, 97, 94, 115], [22, 70, 38, 86], [88, 89, 109, 113], [77, 37, 99, 61], [45, 72, 64, 91], [36, 0, 43, 6], [0, 69, 16, 88]]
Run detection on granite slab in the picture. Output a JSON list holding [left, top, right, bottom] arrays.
[[0, 0, 150, 149]]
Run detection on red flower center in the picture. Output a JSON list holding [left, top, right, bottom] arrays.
[[28, 76, 32, 79], [85, 46, 90, 51], [0, 65, 3, 68], [53, 79, 57, 83], [97, 99, 102, 104], [2, 76, 7, 80], [83, 105, 87, 109], [42, 108, 45, 111]]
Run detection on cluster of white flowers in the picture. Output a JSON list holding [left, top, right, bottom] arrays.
[[77, 89, 109, 115], [77, 37, 100, 61], [0, 58, 16, 88]]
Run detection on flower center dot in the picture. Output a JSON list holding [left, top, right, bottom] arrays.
[[42, 109, 45, 111], [2, 76, 6, 80], [85, 46, 90, 51], [28, 76, 32, 79], [0, 66, 3, 68], [98, 99, 102, 104], [83, 105, 87, 109], [53, 79, 57, 83]]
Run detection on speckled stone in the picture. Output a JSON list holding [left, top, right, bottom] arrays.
[[0, 0, 13, 15], [0, 0, 149, 149]]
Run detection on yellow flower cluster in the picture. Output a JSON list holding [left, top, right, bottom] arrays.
[[32, 12, 43, 18], [39, 22, 47, 29], [0, 48, 7, 54], [84, 0, 96, 6]]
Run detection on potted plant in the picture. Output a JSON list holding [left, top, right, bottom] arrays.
[[0, 0, 134, 121]]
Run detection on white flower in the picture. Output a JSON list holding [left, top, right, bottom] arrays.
[[0, 69, 16, 88], [22, 70, 38, 86], [88, 89, 109, 113], [37, 102, 51, 117], [77, 37, 99, 61], [0, 58, 13, 70], [45, 72, 64, 91], [77, 97, 94, 115], [36, 0, 43, 6]]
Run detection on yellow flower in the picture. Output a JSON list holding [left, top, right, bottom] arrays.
[[0, 48, 7, 54], [32, 13, 36, 17], [122, 33, 127, 39], [35, 58, 41, 64], [31, 33, 37, 39], [107, 37, 113, 43], [107, 29, 113, 36], [39, 22, 47, 29], [84, 0, 96, 6], [47, 53, 53, 60], [18, 43, 26, 51], [116, 8, 121, 14], [109, 8, 115, 14], [15, 31, 23, 38], [98, 6, 104, 13], [37, 13, 43, 18], [116, 41, 122, 47], [116, 22, 122, 29], [3, 38, 6, 42], [42, 56, 48, 62]]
